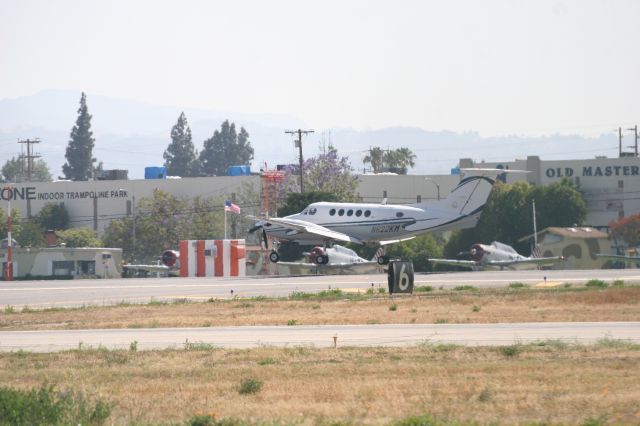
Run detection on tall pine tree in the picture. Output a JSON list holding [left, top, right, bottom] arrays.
[[199, 120, 254, 176], [63, 92, 97, 180], [163, 112, 199, 177]]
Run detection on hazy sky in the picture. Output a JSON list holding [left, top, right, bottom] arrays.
[[1, 0, 639, 136]]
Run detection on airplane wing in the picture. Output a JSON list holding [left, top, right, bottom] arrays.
[[123, 264, 172, 274], [261, 217, 364, 244], [277, 260, 382, 275], [595, 254, 640, 261], [486, 256, 564, 268], [428, 258, 478, 269], [379, 236, 416, 246]]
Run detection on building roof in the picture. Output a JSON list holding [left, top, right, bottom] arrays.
[[519, 226, 608, 242]]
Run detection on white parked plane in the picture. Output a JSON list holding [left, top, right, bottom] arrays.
[[275, 245, 385, 274], [251, 170, 507, 262], [428, 241, 564, 270]]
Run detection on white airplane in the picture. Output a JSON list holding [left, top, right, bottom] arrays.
[[429, 241, 564, 270], [274, 245, 385, 274], [251, 170, 506, 262]]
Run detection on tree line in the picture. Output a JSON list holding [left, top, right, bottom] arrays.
[[0, 93, 255, 182]]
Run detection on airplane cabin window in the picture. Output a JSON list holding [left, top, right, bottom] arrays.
[[338, 209, 345, 216], [329, 208, 336, 216], [364, 210, 371, 217], [347, 209, 354, 216], [356, 210, 362, 217], [309, 207, 317, 215], [396, 212, 404, 218]]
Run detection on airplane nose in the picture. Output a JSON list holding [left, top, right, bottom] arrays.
[[469, 244, 484, 262]]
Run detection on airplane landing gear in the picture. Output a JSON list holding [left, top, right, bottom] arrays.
[[377, 255, 390, 265], [269, 251, 280, 263]]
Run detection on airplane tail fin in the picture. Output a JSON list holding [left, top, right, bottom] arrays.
[[444, 175, 495, 216]]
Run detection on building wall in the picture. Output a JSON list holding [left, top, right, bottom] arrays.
[[0, 247, 123, 279], [1, 176, 258, 234]]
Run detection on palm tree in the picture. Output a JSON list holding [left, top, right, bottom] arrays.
[[363, 147, 385, 173]]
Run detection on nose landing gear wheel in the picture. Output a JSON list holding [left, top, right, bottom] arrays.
[[269, 251, 280, 263]]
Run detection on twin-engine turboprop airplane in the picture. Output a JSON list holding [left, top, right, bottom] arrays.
[[428, 241, 564, 271], [251, 170, 507, 262]]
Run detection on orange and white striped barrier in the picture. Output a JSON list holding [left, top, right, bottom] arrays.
[[178, 239, 246, 277]]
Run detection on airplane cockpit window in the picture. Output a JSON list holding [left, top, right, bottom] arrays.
[[396, 212, 404, 218], [309, 207, 317, 215], [364, 210, 371, 217], [329, 208, 336, 216], [338, 209, 345, 216], [302, 209, 308, 215], [347, 209, 354, 216], [355, 210, 362, 217]]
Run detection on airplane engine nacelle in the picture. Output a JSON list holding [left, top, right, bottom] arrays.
[[469, 244, 484, 262], [161, 250, 180, 268], [309, 247, 327, 265]]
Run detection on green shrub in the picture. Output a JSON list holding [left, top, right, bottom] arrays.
[[287, 319, 298, 326], [472, 305, 481, 312], [501, 344, 521, 357], [238, 378, 263, 395], [389, 304, 398, 311], [585, 279, 608, 289], [393, 413, 437, 426], [613, 279, 625, 287], [129, 340, 138, 352], [0, 384, 110, 425], [435, 318, 448, 324], [414, 286, 433, 292]]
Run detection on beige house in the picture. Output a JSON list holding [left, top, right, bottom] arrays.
[[521, 227, 611, 270]]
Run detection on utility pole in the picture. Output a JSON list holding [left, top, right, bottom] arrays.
[[619, 127, 623, 157], [17, 138, 41, 181], [285, 129, 314, 192], [627, 125, 638, 157]]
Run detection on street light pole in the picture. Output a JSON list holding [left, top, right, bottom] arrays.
[[425, 178, 440, 200]]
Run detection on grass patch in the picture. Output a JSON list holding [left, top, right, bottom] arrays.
[[184, 340, 218, 351], [414, 286, 433, 292], [238, 378, 263, 395], [393, 413, 438, 426], [508, 282, 528, 289], [3, 305, 15, 314], [389, 304, 398, 311], [585, 279, 608, 289], [472, 305, 481, 312], [289, 289, 344, 300], [286, 319, 298, 326], [453, 285, 476, 291], [0, 384, 111, 425], [257, 358, 277, 366], [613, 279, 625, 287], [594, 337, 640, 350], [435, 318, 448, 324]]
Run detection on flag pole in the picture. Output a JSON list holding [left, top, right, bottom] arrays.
[[224, 208, 227, 240]]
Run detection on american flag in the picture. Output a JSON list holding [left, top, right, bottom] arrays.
[[224, 200, 241, 214]]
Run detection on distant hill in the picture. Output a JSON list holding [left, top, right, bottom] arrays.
[[0, 90, 619, 179]]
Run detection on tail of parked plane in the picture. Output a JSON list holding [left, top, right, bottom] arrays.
[[444, 175, 495, 216]]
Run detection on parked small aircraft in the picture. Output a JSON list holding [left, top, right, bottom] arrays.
[[595, 251, 640, 268], [123, 250, 179, 276], [429, 242, 564, 270], [273, 244, 385, 274], [251, 170, 509, 262]]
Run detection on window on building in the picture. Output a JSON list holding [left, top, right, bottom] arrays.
[[52, 260, 75, 276], [78, 260, 96, 275]]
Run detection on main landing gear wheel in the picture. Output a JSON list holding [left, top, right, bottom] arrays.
[[316, 254, 329, 265], [377, 255, 390, 265], [269, 251, 280, 263]]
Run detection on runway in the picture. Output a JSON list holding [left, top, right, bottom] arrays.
[[1, 322, 638, 353], [2, 269, 640, 309]]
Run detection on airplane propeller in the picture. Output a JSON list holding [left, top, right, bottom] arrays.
[[248, 222, 269, 249]]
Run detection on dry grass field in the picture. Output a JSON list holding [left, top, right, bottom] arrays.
[[2, 343, 640, 425], [2, 285, 640, 424], [1, 285, 639, 331]]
